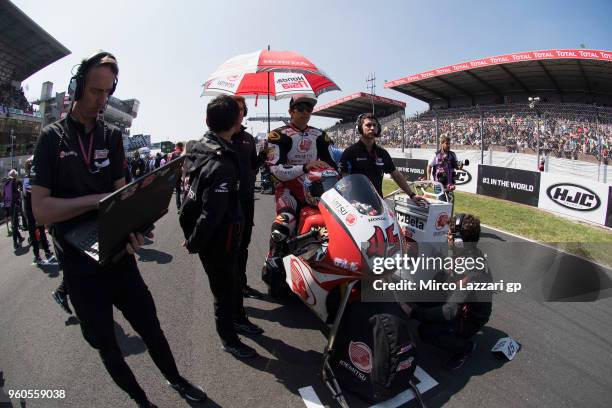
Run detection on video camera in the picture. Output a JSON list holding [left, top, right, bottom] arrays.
[[450, 213, 481, 244], [449, 213, 466, 241]]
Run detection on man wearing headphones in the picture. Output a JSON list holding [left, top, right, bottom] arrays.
[[339, 113, 426, 205], [31, 52, 206, 407]]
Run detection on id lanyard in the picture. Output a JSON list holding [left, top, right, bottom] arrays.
[[77, 130, 95, 171]]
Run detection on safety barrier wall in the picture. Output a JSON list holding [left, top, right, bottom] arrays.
[[391, 158, 612, 227]]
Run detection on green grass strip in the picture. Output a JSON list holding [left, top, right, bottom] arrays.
[[383, 179, 612, 265]]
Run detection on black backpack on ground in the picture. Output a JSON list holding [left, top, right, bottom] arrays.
[[329, 302, 420, 403]]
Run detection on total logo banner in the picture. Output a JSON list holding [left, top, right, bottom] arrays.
[[538, 172, 609, 225]]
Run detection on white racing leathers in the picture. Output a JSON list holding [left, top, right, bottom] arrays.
[[266, 124, 336, 244]]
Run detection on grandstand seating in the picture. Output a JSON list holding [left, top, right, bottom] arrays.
[[0, 83, 32, 113], [326, 103, 612, 164]]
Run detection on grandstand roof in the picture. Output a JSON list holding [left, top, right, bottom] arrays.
[[313, 92, 406, 120], [0, 0, 70, 84], [384, 49, 612, 106]]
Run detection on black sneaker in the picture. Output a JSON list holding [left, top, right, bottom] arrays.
[[33, 256, 43, 265], [222, 340, 258, 359], [242, 285, 263, 299], [52, 291, 73, 315], [168, 377, 207, 402], [445, 341, 477, 370], [233, 320, 264, 335]]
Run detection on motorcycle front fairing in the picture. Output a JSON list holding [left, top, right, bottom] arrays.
[[284, 174, 406, 322]]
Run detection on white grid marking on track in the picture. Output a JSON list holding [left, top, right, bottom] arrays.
[[299, 386, 325, 408]]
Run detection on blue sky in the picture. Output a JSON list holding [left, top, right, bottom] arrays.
[[12, 0, 612, 142]]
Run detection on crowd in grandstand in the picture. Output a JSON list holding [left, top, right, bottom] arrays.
[[0, 84, 32, 114], [327, 104, 612, 162]]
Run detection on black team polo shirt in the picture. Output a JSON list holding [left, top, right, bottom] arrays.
[[30, 115, 125, 235], [338, 139, 396, 196]]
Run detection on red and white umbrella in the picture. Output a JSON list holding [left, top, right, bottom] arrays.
[[202, 49, 340, 100]]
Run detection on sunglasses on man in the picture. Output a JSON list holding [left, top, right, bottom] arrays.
[[292, 103, 313, 113]]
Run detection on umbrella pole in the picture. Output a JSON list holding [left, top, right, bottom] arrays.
[[267, 44, 271, 133]]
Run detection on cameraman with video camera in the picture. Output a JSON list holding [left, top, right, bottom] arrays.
[[426, 136, 467, 201], [401, 214, 492, 370]]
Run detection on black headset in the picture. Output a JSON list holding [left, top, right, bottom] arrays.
[[355, 113, 381, 137], [70, 51, 118, 101]]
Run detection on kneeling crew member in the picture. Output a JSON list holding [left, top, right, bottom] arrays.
[[400, 214, 492, 370]]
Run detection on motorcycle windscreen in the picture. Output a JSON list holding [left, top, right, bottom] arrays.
[[334, 174, 384, 216], [320, 174, 404, 278]]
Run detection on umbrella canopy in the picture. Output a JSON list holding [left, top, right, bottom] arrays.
[[207, 49, 333, 77], [202, 49, 340, 100], [202, 71, 340, 100]]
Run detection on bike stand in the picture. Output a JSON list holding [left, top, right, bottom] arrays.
[[321, 279, 358, 408]]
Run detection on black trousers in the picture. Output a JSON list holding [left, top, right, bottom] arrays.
[[25, 198, 50, 258], [60, 248, 180, 403], [418, 318, 481, 355], [237, 198, 254, 289], [175, 184, 182, 209], [198, 249, 247, 345], [10, 205, 23, 245]]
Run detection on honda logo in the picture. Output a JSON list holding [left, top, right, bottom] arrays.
[[546, 183, 601, 211]]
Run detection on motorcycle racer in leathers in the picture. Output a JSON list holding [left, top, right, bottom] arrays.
[[265, 94, 337, 262]]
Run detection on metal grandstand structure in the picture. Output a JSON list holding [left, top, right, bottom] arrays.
[[313, 92, 406, 121], [0, 0, 70, 174], [0, 0, 70, 84], [385, 49, 612, 108]]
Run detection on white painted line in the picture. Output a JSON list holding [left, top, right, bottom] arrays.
[[369, 366, 438, 408], [481, 223, 538, 243], [482, 224, 612, 271], [299, 386, 325, 408]]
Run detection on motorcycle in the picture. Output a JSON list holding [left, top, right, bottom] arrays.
[[262, 172, 425, 407]]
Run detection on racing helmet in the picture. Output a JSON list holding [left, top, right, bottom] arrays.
[[303, 167, 339, 206]]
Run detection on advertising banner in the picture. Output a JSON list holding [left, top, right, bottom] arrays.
[[454, 166, 477, 194], [538, 172, 609, 225], [392, 158, 428, 182], [477, 165, 540, 206], [607, 186, 612, 228]]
